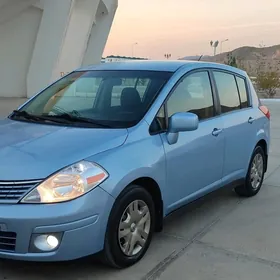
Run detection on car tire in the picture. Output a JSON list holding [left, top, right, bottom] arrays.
[[101, 185, 155, 268], [235, 146, 266, 197]]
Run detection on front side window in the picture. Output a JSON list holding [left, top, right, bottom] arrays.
[[213, 71, 241, 113], [167, 71, 214, 120], [13, 70, 172, 128]]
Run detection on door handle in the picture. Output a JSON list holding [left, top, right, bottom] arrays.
[[248, 117, 255, 124], [212, 128, 223, 137]]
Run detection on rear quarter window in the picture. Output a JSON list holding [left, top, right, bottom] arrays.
[[236, 76, 249, 108]]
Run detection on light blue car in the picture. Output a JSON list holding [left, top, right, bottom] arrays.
[[0, 61, 270, 268]]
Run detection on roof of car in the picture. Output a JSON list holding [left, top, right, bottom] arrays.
[[77, 60, 246, 75]]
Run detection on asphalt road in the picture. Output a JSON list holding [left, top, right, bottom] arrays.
[[0, 99, 280, 279]]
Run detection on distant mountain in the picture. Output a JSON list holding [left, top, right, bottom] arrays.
[[181, 44, 280, 75], [213, 45, 280, 61]]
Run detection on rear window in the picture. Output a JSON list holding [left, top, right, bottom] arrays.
[[111, 78, 151, 106]]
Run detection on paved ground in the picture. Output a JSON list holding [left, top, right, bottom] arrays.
[[0, 98, 280, 279]]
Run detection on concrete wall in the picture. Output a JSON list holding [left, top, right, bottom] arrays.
[[0, 6, 42, 97], [83, 0, 117, 66], [0, 0, 118, 98]]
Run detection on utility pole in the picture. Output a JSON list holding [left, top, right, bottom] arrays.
[[132, 42, 138, 57], [220, 39, 229, 54]]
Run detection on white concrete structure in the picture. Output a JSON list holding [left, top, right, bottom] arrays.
[[0, 0, 118, 98]]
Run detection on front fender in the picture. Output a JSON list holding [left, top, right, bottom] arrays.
[[102, 166, 162, 199], [86, 134, 167, 200]]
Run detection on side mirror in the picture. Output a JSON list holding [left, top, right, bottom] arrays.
[[167, 112, 199, 144]]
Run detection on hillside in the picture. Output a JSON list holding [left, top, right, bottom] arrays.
[[214, 45, 280, 61], [182, 44, 280, 76]]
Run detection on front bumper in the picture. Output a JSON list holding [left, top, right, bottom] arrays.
[[0, 187, 114, 261]]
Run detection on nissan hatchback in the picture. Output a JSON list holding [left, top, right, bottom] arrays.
[[0, 61, 270, 268]]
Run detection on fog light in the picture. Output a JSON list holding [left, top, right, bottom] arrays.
[[46, 235, 59, 248], [33, 234, 60, 252]]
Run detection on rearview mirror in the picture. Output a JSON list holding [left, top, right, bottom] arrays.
[[167, 112, 199, 144], [107, 77, 122, 86]]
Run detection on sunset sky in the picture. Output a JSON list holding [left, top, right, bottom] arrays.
[[103, 0, 280, 59]]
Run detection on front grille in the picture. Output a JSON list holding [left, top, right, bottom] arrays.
[[0, 231, 16, 251], [0, 180, 41, 203]]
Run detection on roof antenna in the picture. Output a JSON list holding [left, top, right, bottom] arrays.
[[198, 55, 203, 61]]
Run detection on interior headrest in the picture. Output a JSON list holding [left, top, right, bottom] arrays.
[[121, 87, 142, 110]]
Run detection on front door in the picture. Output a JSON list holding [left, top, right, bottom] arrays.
[[160, 71, 225, 213]]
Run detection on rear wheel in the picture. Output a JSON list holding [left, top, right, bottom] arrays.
[[235, 146, 266, 197], [102, 185, 155, 268]]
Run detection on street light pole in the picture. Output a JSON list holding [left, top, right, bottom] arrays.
[[210, 40, 219, 56], [220, 39, 229, 54], [164, 53, 171, 59], [132, 42, 138, 57]]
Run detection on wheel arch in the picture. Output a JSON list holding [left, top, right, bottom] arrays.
[[133, 177, 163, 232], [117, 177, 164, 232], [256, 139, 268, 172]]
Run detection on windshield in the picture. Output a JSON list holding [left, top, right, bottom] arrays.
[[13, 70, 172, 128]]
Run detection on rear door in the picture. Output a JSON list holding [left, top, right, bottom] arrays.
[[212, 70, 257, 184]]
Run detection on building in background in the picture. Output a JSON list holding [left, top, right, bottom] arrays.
[[60, 55, 148, 76], [104, 55, 148, 63], [0, 0, 118, 98]]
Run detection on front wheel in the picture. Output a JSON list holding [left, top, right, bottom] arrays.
[[235, 146, 266, 197], [102, 185, 155, 268]]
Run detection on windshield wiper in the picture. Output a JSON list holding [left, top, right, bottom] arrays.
[[12, 110, 112, 128], [43, 113, 113, 128], [11, 110, 70, 124]]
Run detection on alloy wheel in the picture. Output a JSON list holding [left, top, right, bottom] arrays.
[[250, 153, 264, 190], [118, 200, 151, 256]]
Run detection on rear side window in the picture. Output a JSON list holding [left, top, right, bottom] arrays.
[[213, 71, 241, 113], [236, 76, 249, 108]]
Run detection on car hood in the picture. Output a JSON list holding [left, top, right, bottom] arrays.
[[0, 119, 128, 180]]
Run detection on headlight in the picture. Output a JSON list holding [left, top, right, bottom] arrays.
[[21, 161, 108, 204]]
